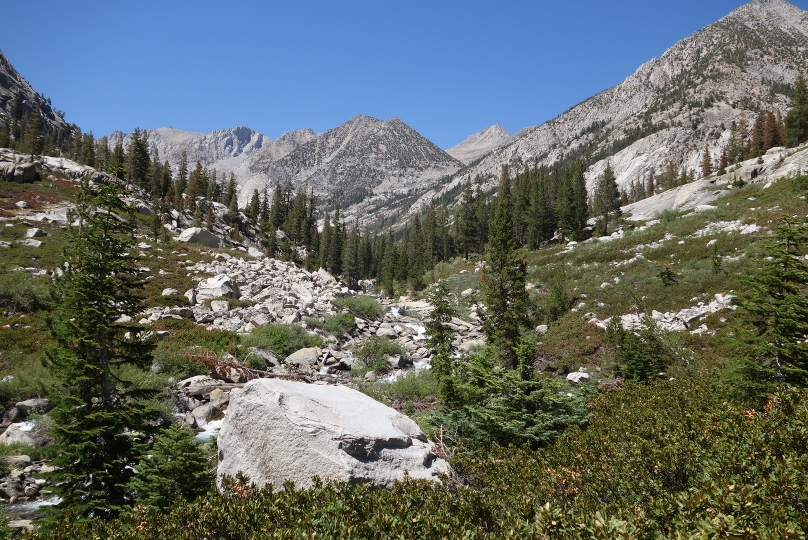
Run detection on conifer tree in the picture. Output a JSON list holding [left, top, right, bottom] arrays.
[[593, 162, 621, 235], [128, 425, 212, 510], [246, 189, 260, 221], [481, 166, 530, 368], [733, 217, 808, 401], [457, 180, 478, 259], [127, 129, 151, 191], [176, 150, 189, 200], [700, 145, 713, 177], [45, 179, 164, 518], [327, 205, 344, 275], [425, 281, 458, 401], [786, 73, 808, 147]]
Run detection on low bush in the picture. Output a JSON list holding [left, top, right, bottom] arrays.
[[355, 337, 405, 372], [241, 323, 322, 358], [324, 312, 355, 337], [27, 379, 808, 539], [143, 294, 189, 309], [332, 296, 384, 319]]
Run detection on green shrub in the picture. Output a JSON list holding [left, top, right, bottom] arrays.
[[355, 337, 405, 372], [241, 323, 322, 358], [0, 272, 49, 313], [144, 294, 189, 308], [151, 319, 240, 376], [332, 296, 384, 319], [324, 312, 355, 337]]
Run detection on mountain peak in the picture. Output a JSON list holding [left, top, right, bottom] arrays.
[[446, 124, 514, 165]]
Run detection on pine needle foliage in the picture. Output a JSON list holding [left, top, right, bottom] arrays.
[[128, 425, 213, 509], [480, 167, 530, 368], [732, 216, 808, 402], [44, 179, 165, 519]]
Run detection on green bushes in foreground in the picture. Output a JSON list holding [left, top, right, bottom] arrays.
[[25, 375, 808, 538]]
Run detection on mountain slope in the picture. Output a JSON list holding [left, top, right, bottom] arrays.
[[243, 114, 463, 220], [446, 124, 513, 165], [408, 0, 808, 215], [0, 50, 65, 131]]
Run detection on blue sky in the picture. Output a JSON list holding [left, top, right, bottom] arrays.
[[4, 0, 806, 149]]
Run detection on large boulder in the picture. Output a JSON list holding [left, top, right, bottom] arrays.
[[217, 379, 449, 490], [196, 274, 241, 302], [177, 227, 222, 248], [284, 347, 321, 367], [0, 424, 50, 447]]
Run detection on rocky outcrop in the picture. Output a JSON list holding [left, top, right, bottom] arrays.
[[217, 379, 449, 490]]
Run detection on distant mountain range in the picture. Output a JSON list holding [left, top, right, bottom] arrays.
[[3, 0, 808, 226]]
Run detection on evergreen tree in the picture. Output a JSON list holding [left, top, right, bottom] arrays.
[[246, 189, 260, 221], [592, 162, 621, 235], [185, 161, 205, 210], [481, 166, 530, 368], [128, 425, 212, 509], [700, 145, 713, 177], [456, 180, 478, 259], [327, 205, 343, 275], [0, 118, 10, 149], [175, 150, 189, 201], [127, 129, 151, 191], [45, 179, 164, 518], [785, 73, 808, 147], [733, 217, 808, 401], [22, 104, 45, 156], [425, 282, 458, 401]]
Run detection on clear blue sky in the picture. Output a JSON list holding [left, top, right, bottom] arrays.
[[4, 0, 806, 149]]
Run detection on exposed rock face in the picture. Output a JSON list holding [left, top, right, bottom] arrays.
[[217, 379, 449, 490], [410, 0, 808, 217], [247, 115, 463, 223], [446, 124, 513, 165], [0, 51, 66, 133]]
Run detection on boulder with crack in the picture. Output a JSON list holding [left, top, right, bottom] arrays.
[[217, 379, 449, 490]]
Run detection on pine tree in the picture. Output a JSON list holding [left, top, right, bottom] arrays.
[[700, 145, 713, 177], [425, 281, 458, 401], [45, 179, 164, 518], [175, 150, 189, 201], [456, 180, 477, 259], [718, 147, 728, 175], [732, 217, 808, 401], [327, 205, 343, 275], [785, 73, 808, 147], [481, 166, 530, 368], [127, 129, 151, 191], [592, 162, 621, 235], [246, 189, 260, 221], [128, 425, 212, 509]]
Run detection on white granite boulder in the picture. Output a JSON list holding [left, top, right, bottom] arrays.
[[196, 274, 241, 302], [217, 379, 449, 490], [177, 227, 222, 248]]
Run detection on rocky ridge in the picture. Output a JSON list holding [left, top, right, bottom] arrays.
[[108, 115, 464, 224], [407, 0, 808, 216], [0, 51, 65, 132]]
